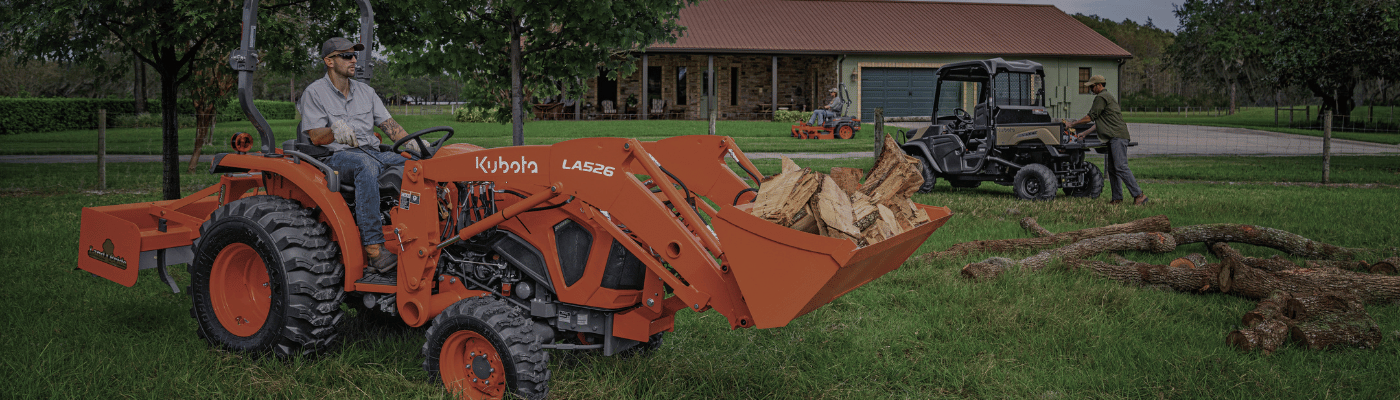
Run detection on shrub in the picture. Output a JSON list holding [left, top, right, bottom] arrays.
[[0, 98, 297, 134], [454, 106, 498, 123], [772, 109, 812, 124]]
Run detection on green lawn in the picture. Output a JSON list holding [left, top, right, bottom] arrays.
[[2, 156, 1398, 399], [0, 115, 887, 155], [1125, 106, 1400, 145]]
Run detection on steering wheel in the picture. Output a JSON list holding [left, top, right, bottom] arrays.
[[953, 108, 973, 128], [392, 126, 455, 159]]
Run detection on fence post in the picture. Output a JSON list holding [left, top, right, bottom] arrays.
[[98, 109, 107, 190], [1322, 109, 1332, 184], [708, 109, 717, 135], [873, 108, 884, 160]]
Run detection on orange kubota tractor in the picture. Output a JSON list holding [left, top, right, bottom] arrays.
[[74, 1, 951, 399]]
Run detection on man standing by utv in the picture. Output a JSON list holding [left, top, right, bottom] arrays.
[[298, 37, 419, 279], [1064, 75, 1148, 206], [806, 88, 842, 126]]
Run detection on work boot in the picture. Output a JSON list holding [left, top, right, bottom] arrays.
[[365, 244, 397, 274], [1133, 194, 1150, 206]]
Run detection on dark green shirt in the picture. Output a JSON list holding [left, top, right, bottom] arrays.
[[1088, 91, 1129, 140]]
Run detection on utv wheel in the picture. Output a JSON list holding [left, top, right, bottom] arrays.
[[1013, 164, 1058, 201], [916, 157, 937, 193], [424, 296, 551, 400], [189, 195, 345, 357], [1063, 162, 1104, 198], [836, 125, 855, 139]]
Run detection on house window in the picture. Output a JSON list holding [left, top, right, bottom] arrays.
[[1078, 68, 1092, 94], [647, 66, 662, 102], [730, 67, 739, 106], [676, 67, 688, 105]]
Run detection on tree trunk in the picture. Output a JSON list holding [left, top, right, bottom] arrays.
[[1020, 217, 1053, 238], [1171, 224, 1363, 261], [1322, 109, 1332, 184], [1370, 257, 1399, 275], [158, 47, 181, 200], [1169, 253, 1208, 269], [1229, 80, 1237, 115], [187, 105, 216, 173], [509, 15, 524, 146], [1209, 242, 1300, 273], [134, 56, 147, 114], [1285, 292, 1382, 350], [927, 215, 1172, 260]]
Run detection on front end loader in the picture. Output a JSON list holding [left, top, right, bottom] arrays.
[[73, 1, 953, 399]]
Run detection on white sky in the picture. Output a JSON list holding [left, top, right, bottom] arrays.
[[926, 0, 1182, 32]]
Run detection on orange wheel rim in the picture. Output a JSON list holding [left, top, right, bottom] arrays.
[[838, 126, 854, 139], [440, 330, 506, 400], [209, 242, 271, 337]]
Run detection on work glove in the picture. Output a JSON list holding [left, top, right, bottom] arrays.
[[399, 138, 424, 156], [331, 119, 358, 147]]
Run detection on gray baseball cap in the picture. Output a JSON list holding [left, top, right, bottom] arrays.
[[320, 37, 364, 59]]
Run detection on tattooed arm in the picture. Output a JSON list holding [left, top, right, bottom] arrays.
[[378, 118, 410, 142]]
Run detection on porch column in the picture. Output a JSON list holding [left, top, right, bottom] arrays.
[[641, 54, 649, 120], [574, 78, 581, 121], [771, 56, 777, 120]]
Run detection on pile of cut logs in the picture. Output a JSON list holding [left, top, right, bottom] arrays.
[[748, 135, 930, 246], [944, 214, 1400, 353]]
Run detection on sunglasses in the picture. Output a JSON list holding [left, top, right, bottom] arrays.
[[328, 52, 358, 60]]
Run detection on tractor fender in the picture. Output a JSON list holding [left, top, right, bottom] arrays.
[[208, 152, 367, 275], [899, 141, 943, 174]]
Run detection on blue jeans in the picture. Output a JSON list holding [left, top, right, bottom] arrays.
[[809, 109, 835, 125], [1106, 138, 1142, 200], [326, 146, 408, 245]]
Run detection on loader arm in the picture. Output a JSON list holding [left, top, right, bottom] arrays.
[[410, 137, 756, 328]]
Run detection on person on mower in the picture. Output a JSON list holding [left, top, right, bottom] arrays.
[[805, 88, 843, 126], [1063, 75, 1148, 206], [297, 37, 418, 276]]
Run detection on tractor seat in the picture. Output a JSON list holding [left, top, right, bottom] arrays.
[[339, 164, 404, 195]]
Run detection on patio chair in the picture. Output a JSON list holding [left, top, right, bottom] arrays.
[[649, 99, 666, 119], [601, 100, 618, 119]]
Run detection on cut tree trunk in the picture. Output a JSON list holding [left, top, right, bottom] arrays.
[[1368, 256, 1398, 274], [1170, 253, 1208, 269], [829, 167, 864, 196], [1063, 258, 1220, 293], [1209, 242, 1300, 272], [1242, 291, 1293, 327], [925, 215, 1171, 260], [1227, 319, 1289, 354], [1219, 258, 1400, 304], [1173, 224, 1363, 261], [1020, 217, 1053, 238], [1285, 292, 1382, 350], [962, 232, 1179, 280]]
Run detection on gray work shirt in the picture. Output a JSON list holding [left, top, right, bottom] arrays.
[[297, 74, 392, 152], [828, 96, 844, 114]]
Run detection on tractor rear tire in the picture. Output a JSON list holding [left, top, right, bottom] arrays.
[[837, 125, 855, 139], [424, 296, 551, 400], [1013, 164, 1058, 201], [917, 157, 937, 193], [1063, 162, 1104, 198], [188, 195, 345, 358]]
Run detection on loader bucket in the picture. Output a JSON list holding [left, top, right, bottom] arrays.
[[712, 203, 952, 328]]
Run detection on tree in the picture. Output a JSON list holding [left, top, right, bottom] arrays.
[[1266, 0, 1400, 123], [1170, 0, 1271, 114], [379, 0, 697, 146], [2, 0, 343, 199]]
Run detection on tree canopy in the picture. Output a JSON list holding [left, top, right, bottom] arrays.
[[1, 0, 353, 199], [378, 0, 697, 146], [1172, 0, 1400, 118]]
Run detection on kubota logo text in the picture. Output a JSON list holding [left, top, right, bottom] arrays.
[[562, 159, 615, 177], [476, 156, 539, 174]]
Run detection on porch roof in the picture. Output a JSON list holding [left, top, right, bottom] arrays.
[[647, 0, 1132, 59]]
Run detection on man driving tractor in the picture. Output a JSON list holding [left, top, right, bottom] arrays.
[[804, 88, 843, 126], [297, 37, 419, 278]]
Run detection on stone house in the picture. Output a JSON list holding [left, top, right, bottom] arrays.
[[567, 0, 1132, 121]]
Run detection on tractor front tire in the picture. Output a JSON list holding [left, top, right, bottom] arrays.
[[424, 296, 551, 400], [916, 157, 937, 193], [836, 125, 855, 139], [1013, 164, 1058, 201], [1063, 162, 1104, 198], [188, 195, 345, 358]]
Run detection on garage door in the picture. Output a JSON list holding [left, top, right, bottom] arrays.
[[859, 68, 937, 121]]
